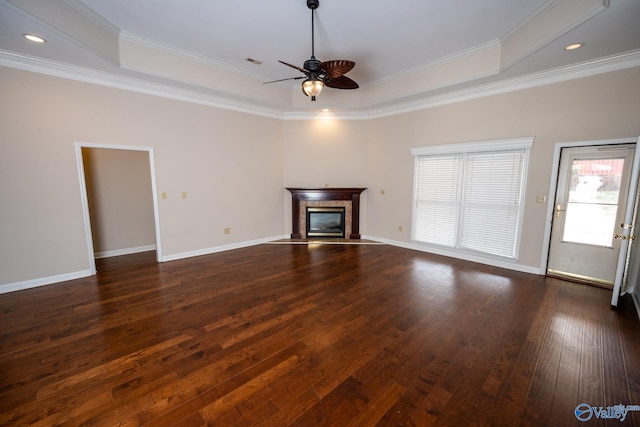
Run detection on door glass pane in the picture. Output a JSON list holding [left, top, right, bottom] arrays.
[[562, 158, 624, 247]]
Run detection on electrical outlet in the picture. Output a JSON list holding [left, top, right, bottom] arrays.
[[398, 225, 403, 232], [182, 191, 187, 199], [224, 227, 231, 234], [161, 192, 167, 200], [380, 189, 385, 195]]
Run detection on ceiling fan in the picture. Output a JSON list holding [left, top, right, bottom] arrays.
[[264, 0, 359, 101]]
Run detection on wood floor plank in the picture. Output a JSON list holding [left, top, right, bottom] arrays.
[[546, 283, 583, 427], [0, 244, 638, 426], [577, 283, 606, 427]]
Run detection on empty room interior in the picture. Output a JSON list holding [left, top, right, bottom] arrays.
[[1, 0, 640, 425]]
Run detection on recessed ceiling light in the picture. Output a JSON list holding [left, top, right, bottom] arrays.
[[23, 34, 46, 43], [565, 43, 583, 51]]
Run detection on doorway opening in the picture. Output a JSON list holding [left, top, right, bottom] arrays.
[[75, 143, 162, 275]]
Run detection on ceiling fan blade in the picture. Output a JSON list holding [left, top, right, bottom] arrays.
[[278, 60, 309, 74], [263, 76, 306, 84], [325, 75, 359, 90], [320, 60, 355, 78]]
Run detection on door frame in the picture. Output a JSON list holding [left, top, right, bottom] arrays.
[[541, 137, 640, 306], [75, 142, 163, 274]]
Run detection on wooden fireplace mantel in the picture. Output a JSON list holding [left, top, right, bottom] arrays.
[[286, 188, 367, 239]]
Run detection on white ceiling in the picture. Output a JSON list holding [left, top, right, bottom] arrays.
[[1, 0, 639, 117], [78, 0, 550, 85]]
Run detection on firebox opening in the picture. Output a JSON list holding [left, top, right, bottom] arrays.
[[306, 207, 346, 238]]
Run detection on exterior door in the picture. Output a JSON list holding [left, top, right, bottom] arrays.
[[547, 144, 635, 287]]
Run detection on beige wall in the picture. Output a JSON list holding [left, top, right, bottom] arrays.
[[82, 147, 156, 256], [0, 66, 284, 287], [1, 64, 639, 289], [282, 119, 369, 234], [366, 67, 640, 270]]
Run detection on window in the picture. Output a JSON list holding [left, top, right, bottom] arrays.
[[411, 138, 533, 259]]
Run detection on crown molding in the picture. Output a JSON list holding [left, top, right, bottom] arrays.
[[0, 50, 285, 119], [118, 32, 291, 107], [361, 41, 501, 106], [359, 0, 608, 106], [119, 31, 264, 82], [283, 111, 370, 121], [367, 50, 640, 119], [61, 0, 120, 37], [6, 0, 120, 65], [5, 0, 623, 120], [1, 48, 638, 121], [499, 0, 608, 70], [367, 39, 502, 87]]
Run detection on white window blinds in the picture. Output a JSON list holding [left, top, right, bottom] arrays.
[[459, 151, 525, 258], [414, 155, 461, 247], [412, 138, 532, 260]]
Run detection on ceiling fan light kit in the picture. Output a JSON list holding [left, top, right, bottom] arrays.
[[302, 78, 324, 101], [264, 0, 359, 102]]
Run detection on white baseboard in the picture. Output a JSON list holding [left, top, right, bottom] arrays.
[[0, 269, 93, 295], [94, 244, 157, 259], [0, 236, 287, 294], [159, 235, 288, 262], [2, 234, 544, 295], [364, 235, 543, 275]]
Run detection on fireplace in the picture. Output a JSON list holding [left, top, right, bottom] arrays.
[[306, 207, 346, 238], [286, 188, 366, 239]]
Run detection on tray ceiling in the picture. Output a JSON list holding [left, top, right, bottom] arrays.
[[1, 0, 639, 117]]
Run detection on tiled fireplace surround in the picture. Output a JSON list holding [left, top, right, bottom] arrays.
[[286, 188, 367, 239]]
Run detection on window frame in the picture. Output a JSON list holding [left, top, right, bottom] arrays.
[[411, 137, 533, 261]]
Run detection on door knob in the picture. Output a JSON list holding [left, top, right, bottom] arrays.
[[555, 204, 565, 218]]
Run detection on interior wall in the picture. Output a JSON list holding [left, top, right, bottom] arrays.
[[82, 147, 156, 257], [2, 63, 639, 289], [282, 118, 369, 235], [0, 66, 284, 288], [366, 67, 640, 271]]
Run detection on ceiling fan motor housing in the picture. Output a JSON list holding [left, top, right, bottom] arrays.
[[307, 0, 319, 10], [304, 57, 321, 72]]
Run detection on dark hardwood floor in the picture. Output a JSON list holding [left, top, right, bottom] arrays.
[[1, 243, 638, 426]]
